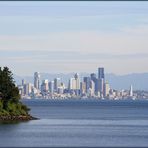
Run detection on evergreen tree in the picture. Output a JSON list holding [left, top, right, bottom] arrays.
[[0, 67, 29, 115]]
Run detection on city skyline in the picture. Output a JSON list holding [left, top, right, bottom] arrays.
[[17, 66, 148, 100], [0, 2, 148, 75]]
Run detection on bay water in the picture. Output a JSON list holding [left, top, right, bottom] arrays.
[[0, 99, 148, 147]]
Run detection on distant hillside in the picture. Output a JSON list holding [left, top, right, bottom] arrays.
[[14, 73, 148, 91], [105, 73, 148, 91]]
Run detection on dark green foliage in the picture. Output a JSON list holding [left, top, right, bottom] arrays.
[[0, 67, 30, 116]]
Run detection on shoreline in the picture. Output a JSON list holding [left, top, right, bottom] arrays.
[[0, 115, 38, 122]]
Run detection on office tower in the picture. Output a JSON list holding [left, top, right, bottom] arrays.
[[80, 82, 86, 95], [98, 78, 104, 97], [83, 77, 91, 93], [130, 85, 133, 97], [74, 73, 80, 90], [90, 73, 96, 82], [98, 67, 105, 97], [34, 72, 40, 90], [49, 81, 54, 94], [104, 82, 110, 97], [90, 80, 95, 96], [41, 79, 49, 93], [22, 79, 26, 86], [98, 67, 105, 79], [54, 78, 61, 92], [57, 83, 65, 94], [69, 78, 76, 90], [69, 73, 80, 90], [94, 78, 99, 94], [24, 83, 32, 96]]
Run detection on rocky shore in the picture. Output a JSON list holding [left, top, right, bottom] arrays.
[[0, 115, 38, 122]]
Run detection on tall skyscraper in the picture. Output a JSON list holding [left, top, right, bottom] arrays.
[[98, 67, 105, 79], [69, 73, 80, 90], [90, 80, 95, 96], [34, 72, 40, 90], [90, 73, 96, 82], [41, 79, 49, 93], [22, 79, 26, 86], [84, 77, 91, 93], [54, 78, 61, 92], [49, 81, 54, 94], [98, 67, 105, 97]]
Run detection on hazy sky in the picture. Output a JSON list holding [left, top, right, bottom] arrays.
[[0, 2, 148, 76]]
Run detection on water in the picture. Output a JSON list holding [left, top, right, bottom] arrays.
[[0, 99, 148, 147]]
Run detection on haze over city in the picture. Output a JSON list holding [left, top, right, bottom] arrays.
[[0, 2, 148, 75]]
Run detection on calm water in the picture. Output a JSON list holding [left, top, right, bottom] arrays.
[[1, 99, 148, 147]]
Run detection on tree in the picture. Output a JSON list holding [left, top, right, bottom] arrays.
[[0, 67, 21, 109]]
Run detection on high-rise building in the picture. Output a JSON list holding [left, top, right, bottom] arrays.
[[54, 78, 61, 92], [98, 78, 104, 98], [74, 73, 80, 90], [22, 79, 26, 86], [69, 73, 80, 90], [98, 67, 105, 79], [49, 81, 54, 94], [24, 83, 32, 96], [94, 78, 99, 94], [34, 72, 40, 90], [90, 80, 95, 96], [41, 79, 49, 93], [90, 73, 96, 82], [98, 67, 105, 97], [83, 77, 91, 93], [80, 82, 86, 95], [104, 82, 110, 97]]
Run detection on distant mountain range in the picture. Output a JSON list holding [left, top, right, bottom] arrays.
[[13, 73, 148, 91]]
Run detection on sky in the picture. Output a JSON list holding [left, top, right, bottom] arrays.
[[0, 1, 148, 76]]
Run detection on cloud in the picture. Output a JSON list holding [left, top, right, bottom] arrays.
[[0, 30, 148, 55]]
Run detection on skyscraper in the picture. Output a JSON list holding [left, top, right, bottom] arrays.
[[83, 77, 91, 94], [69, 73, 80, 90], [34, 72, 40, 90], [104, 81, 110, 97], [54, 78, 61, 92], [90, 73, 96, 82], [98, 67, 105, 97], [49, 81, 54, 94], [98, 67, 105, 79]]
